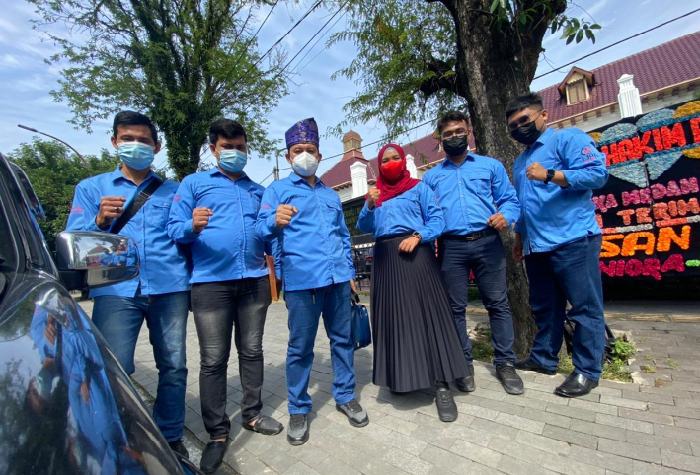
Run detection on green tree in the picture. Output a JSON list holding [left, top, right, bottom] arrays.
[[9, 140, 119, 250], [335, 0, 599, 355], [30, 0, 288, 179]]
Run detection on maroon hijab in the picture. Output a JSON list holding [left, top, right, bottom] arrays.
[[374, 143, 420, 206]]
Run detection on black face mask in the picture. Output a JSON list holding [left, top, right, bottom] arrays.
[[442, 135, 468, 157], [510, 121, 542, 145]]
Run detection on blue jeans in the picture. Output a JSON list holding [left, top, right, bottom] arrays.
[[439, 232, 516, 366], [524, 234, 605, 381], [284, 282, 356, 415], [92, 291, 189, 442]]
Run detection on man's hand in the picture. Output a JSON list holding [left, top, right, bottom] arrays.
[[513, 233, 523, 262], [275, 204, 297, 228], [487, 212, 508, 231], [526, 162, 547, 182], [96, 196, 126, 228], [192, 207, 213, 233], [366, 187, 380, 209], [398, 235, 421, 254]]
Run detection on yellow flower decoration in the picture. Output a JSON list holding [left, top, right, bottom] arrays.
[[674, 101, 700, 158]]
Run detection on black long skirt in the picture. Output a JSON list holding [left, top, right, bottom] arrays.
[[371, 235, 470, 392]]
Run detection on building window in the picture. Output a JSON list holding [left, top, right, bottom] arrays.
[[566, 78, 589, 105]]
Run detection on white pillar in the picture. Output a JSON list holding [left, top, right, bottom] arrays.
[[617, 74, 643, 119], [350, 161, 368, 198], [406, 154, 418, 178]]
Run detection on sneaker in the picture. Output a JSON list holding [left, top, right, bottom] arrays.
[[496, 363, 525, 395], [287, 414, 309, 446], [336, 399, 369, 427], [435, 386, 458, 422]]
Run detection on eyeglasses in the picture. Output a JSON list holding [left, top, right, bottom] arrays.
[[507, 110, 542, 131], [441, 129, 469, 140]]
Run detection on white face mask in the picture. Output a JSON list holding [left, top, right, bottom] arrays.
[[291, 151, 319, 177]]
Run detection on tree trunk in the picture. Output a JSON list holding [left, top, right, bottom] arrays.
[[445, 0, 539, 356]]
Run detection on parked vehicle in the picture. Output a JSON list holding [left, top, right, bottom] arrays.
[[0, 153, 199, 474]]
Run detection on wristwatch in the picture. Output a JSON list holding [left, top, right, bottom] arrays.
[[544, 169, 556, 184], [411, 231, 422, 242]]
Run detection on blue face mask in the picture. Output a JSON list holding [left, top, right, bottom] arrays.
[[117, 142, 155, 170], [219, 149, 247, 174]]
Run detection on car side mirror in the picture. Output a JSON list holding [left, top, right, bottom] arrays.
[[55, 231, 139, 289]]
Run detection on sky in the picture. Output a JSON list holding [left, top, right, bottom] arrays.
[[0, 0, 698, 185]]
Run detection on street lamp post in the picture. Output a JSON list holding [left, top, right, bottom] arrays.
[[17, 124, 85, 161]]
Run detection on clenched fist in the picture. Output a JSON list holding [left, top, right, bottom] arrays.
[[526, 162, 547, 181], [276, 204, 298, 228], [96, 195, 126, 229], [366, 187, 381, 209], [487, 212, 508, 231], [192, 207, 213, 233]]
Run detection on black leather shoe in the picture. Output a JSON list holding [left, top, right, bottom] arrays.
[[496, 363, 524, 395], [336, 399, 369, 427], [435, 385, 458, 423], [514, 357, 556, 375], [287, 414, 309, 446], [455, 364, 475, 392], [555, 372, 598, 398], [242, 414, 284, 435], [168, 439, 189, 459], [200, 439, 229, 474]]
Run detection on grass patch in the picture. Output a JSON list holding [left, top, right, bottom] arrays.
[[471, 324, 494, 362], [666, 358, 679, 369]]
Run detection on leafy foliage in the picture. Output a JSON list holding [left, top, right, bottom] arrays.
[[8, 140, 119, 250], [335, 0, 599, 138], [29, 0, 288, 178]]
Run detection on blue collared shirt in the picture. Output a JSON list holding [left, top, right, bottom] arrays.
[[66, 166, 190, 298], [513, 127, 608, 255], [256, 172, 354, 292], [167, 168, 275, 284], [422, 152, 520, 235], [356, 182, 444, 241]]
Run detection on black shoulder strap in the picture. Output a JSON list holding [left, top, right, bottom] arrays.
[[110, 176, 164, 235]]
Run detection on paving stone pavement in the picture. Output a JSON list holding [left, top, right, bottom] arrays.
[[83, 299, 700, 474]]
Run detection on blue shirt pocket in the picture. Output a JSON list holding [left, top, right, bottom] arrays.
[[149, 200, 171, 228]]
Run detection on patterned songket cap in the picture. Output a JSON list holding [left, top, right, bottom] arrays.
[[285, 118, 319, 149]]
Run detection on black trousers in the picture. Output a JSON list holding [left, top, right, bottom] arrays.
[[191, 276, 271, 438]]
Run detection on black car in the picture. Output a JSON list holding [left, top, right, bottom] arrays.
[[0, 153, 199, 474]]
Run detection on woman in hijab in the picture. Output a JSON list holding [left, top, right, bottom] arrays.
[[357, 143, 469, 422]]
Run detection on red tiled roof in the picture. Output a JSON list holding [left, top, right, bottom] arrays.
[[541, 32, 700, 123]]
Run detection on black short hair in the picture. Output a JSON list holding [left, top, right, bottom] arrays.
[[436, 110, 470, 134], [505, 93, 543, 119], [112, 110, 159, 143], [209, 118, 248, 145]]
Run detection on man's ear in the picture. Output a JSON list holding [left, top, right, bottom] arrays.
[[285, 150, 292, 164], [209, 144, 217, 156], [111, 136, 118, 148], [154, 142, 162, 154]]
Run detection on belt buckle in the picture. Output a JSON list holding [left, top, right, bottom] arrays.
[[464, 233, 478, 241]]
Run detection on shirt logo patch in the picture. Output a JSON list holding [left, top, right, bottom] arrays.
[[174, 194, 182, 203], [70, 205, 84, 215]]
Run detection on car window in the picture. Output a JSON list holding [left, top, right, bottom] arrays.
[[0, 156, 53, 273], [0, 175, 19, 303]]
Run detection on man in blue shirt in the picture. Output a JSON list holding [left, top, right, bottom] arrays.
[[66, 111, 190, 457], [256, 118, 368, 446], [506, 93, 608, 398], [423, 110, 524, 396], [167, 119, 282, 473]]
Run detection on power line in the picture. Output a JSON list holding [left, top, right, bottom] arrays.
[[232, 0, 323, 89], [290, 9, 348, 75], [534, 7, 700, 80]]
